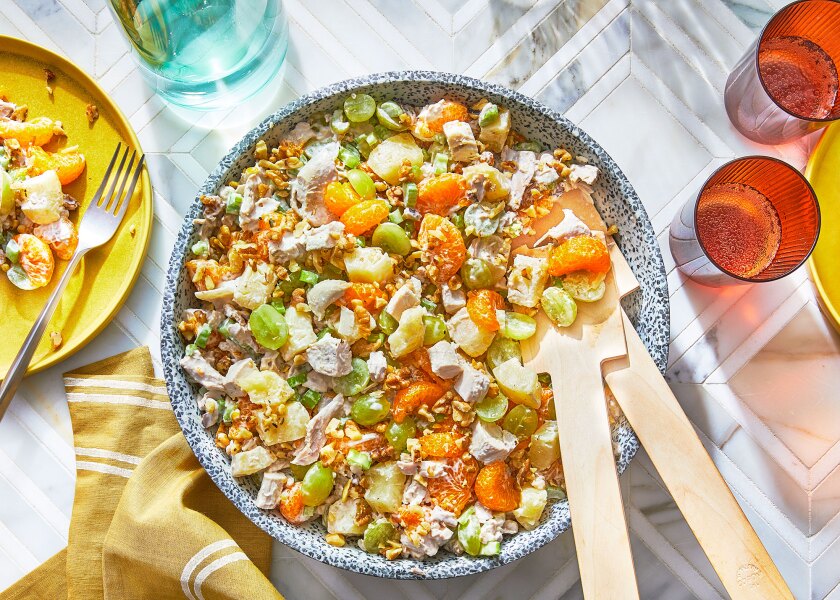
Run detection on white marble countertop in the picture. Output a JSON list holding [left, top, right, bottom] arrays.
[[2, 0, 839, 598]]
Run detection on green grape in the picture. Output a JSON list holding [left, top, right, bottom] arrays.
[[503, 405, 539, 439], [457, 508, 481, 556], [351, 393, 391, 426], [301, 462, 334, 506], [377, 310, 399, 335], [562, 272, 606, 302], [385, 417, 415, 453], [423, 315, 447, 346], [486, 337, 522, 371], [475, 394, 508, 423], [463, 203, 501, 237], [248, 304, 289, 350], [501, 312, 537, 340], [460, 258, 494, 290], [339, 143, 361, 169], [363, 520, 397, 553], [289, 463, 311, 481], [334, 357, 370, 397], [376, 101, 407, 131], [346, 168, 376, 200], [372, 222, 411, 256], [330, 109, 350, 135], [541, 286, 577, 327], [344, 93, 376, 122]]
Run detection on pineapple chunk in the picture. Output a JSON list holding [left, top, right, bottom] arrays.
[[513, 487, 547, 530], [364, 461, 405, 513], [387, 305, 425, 358], [529, 420, 560, 469], [366, 133, 424, 185], [446, 307, 495, 357], [233, 262, 277, 310], [462, 163, 510, 201], [281, 305, 318, 361], [237, 370, 294, 406], [344, 246, 394, 284], [478, 108, 511, 153], [19, 170, 62, 225], [492, 358, 540, 409], [230, 446, 275, 477], [327, 498, 367, 535], [258, 401, 310, 445]]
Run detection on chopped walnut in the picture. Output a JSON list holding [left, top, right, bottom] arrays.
[[85, 104, 99, 124], [49, 331, 63, 350], [44, 69, 55, 96]]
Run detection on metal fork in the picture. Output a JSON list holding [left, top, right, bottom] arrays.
[[0, 144, 145, 420]]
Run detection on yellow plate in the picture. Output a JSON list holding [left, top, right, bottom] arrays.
[[0, 36, 152, 378], [806, 123, 840, 335]]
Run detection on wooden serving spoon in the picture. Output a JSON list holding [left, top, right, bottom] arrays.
[[606, 248, 794, 600], [516, 190, 639, 600]]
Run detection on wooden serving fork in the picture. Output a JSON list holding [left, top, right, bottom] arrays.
[[606, 247, 794, 600], [517, 191, 639, 600]]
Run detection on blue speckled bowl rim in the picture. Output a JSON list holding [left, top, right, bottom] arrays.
[[161, 71, 670, 580]]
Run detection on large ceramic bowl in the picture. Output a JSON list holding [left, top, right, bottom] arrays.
[[161, 71, 670, 579]]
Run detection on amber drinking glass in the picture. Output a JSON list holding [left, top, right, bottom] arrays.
[[724, 0, 840, 144], [669, 157, 820, 287]]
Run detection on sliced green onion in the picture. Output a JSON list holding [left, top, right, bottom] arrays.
[[191, 240, 209, 257], [225, 193, 243, 214], [347, 449, 372, 470], [420, 298, 437, 313], [402, 182, 418, 208], [185, 343, 198, 356], [194, 324, 212, 348], [377, 311, 398, 335], [451, 211, 465, 231], [478, 103, 499, 127], [480, 541, 501, 556], [339, 143, 361, 168], [433, 152, 449, 174], [365, 133, 379, 151], [346, 169, 376, 200], [287, 371, 308, 388], [218, 319, 233, 339], [5, 238, 20, 264], [270, 301, 286, 315], [299, 389, 321, 410], [355, 134, 373, 159], [222, 401, 236, 424], [373, 124, 391, 141], [299, 269, 319, 285], [388, 209, 403, 224], [546, 485, 567, 500], [330, 109, 350, 135], [366, 332, 385, 345]]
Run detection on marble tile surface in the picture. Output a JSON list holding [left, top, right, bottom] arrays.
[[2, 0, 839, 598]]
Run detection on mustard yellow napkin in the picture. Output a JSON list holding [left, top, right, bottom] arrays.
[[1, 347, 282, 600]]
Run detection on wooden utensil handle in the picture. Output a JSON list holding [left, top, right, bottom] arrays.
[[604, 312, 793, 600], [551, 355, 639, 600]]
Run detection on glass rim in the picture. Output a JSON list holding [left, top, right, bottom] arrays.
[[754, 0, 840, 124], [693, 155, 822, 283]]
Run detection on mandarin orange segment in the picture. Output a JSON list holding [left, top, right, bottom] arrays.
[[547, 234, 611, 277], [466, 289, 504, 332], [14, 233, 54, 287], [474, 461, 520, 512], [425, 100, 469, 133], [279, 482, 307, 524], [427, 457, 478, 516], [408, 348, 451, 387], [27, 146, 86, 185], [419, 432, 464, 458], [418, 214, 466, 283], [33, 217, 78, 260], [343, 282, 387, 312], [392, 380, 447, 423], [341, 198, 389, 236], [416, 173, 468, 215], [324, 181, 361, 216], [0, 116, 55, 147]]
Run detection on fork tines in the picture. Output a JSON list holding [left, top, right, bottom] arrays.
[[95, 143, 146, 217]]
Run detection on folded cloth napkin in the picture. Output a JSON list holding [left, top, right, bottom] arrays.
[[1, 347, 283, 600]]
